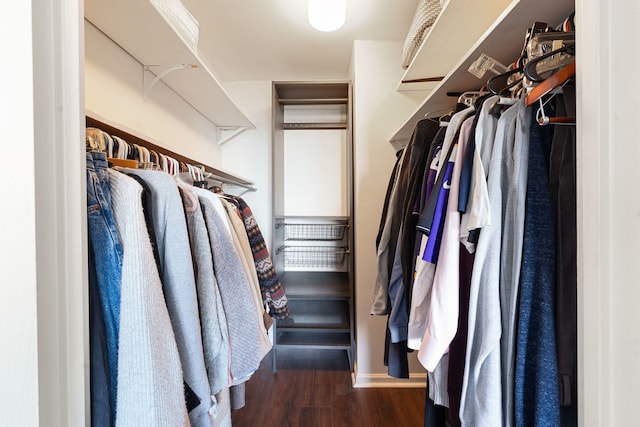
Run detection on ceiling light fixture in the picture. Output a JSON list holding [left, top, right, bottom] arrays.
[[308, 0, 346, 32]]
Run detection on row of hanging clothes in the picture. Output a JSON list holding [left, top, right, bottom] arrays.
[[373, 16, 576, 427], [85, 126, 289, 427]]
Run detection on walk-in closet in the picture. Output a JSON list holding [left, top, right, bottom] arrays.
[[3, 0, 640, 426]]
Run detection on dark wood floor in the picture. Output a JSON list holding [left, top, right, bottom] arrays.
[[231, 348, 426, 427]]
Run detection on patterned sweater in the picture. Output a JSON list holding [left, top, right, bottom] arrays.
[[228, 195, 289, 319]]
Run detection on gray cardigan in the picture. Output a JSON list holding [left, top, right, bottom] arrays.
[[125, 169, 213, 427], [198, 195, 264, 382], [178, 183, 230, 397]]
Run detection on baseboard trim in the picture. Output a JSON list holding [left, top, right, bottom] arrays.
[[351, 372, 427, 388]]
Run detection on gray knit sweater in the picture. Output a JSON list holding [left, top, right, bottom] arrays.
[[198, 195, 264, 382], [177, 183, 230, 397], [218, 198, 272, 360], [125, 169, 213, 427], [108, 169, 188, 427]]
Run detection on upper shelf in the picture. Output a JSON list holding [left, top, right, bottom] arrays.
[[390, 0, 574, 147], [84, 0, 254, 130], [274, 82, 350, 105], [398, 0, 512, 92]]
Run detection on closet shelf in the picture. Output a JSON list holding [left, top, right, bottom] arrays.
[[278, 300, 350, 328], [274, 82, 350, 103], [390, 0, 575, 148], [84, 0, 254, 130], [399, 0, 512, 92], [274, 331, 352, 348], [282, 123, 347, 130], [281, 272, 350, 299], [278, 98, 349, 105]]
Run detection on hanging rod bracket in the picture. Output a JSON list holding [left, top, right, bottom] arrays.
[[143, 64, 198, 100], [217, 126, 248, 146]]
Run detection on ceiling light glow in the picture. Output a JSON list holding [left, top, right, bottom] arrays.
[[308, 0, 346, 32]]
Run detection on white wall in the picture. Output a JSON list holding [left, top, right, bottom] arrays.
[[84, 21, 221, 166], [350, 40, 430, 386], [283, 129, 348, 217], [0, 3, 39, 425], [577, 1, 640, 425], [221, 81, 274, 246], [1, 1, 87, 426]]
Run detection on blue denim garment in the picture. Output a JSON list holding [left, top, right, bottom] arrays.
[[89, 245, 113, 427], [86, 152, 123, 424]]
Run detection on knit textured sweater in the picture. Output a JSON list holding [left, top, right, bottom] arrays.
[[231, 196, 289, 319], [219, 197, 272, 361], [125, 169, 213, 427], [177, 183, 230, 397], [199, 196, 264, 382], [108, 169, 188, 427], [515, 108, 560, 427]]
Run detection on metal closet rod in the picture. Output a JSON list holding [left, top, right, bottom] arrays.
[[85, 114, 256, 191], [202, 171, 256, 192]]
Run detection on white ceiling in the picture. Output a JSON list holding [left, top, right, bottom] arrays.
[[181, 0, 419, 82]]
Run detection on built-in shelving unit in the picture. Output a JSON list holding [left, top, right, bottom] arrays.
[[391, 0, 574, 148], [272, 82, 355, 372], [84, 0, 254, 130], [273, 217, 353, 369]]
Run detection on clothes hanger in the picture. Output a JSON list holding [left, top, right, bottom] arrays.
[[528, 70, 575, 126], [86, 128, 108, 152], [486, 21, 567, 98], [488, 90, 520, 117], [523, 45, 574, 83], [534, 83, 576, 126], [103, 132, 114, 157], [107, 158, 139, 169], [422, 107, 454, 127], [525, 61, 575, 107], [457, 91, 488, 108], [486, 67, 522, 96]]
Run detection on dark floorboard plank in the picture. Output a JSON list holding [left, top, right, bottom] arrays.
[[232, 348, 426, 427], [298, 407, 333, 427]]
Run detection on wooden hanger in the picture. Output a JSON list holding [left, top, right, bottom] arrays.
[[107, 157, 139, 168], [525, 61, 575, 107]]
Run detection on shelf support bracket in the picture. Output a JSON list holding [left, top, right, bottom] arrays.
[[217, 126, 248, 146], [143, 64, 198, 100]]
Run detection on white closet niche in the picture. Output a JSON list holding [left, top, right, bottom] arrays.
[[283, 122, 348, 217]]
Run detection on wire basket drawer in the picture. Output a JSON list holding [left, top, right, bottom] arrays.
[[279, 246, 349, 270], [283, 223, 347, 241]]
